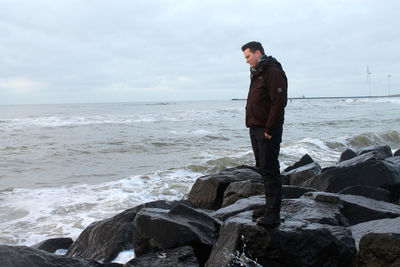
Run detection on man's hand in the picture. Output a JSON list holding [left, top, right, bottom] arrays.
[[264, 132, 272, 140]]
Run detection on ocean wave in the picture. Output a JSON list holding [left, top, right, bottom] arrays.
[[280, 138, 342, 168], [343, 130, 400, 149], [0, 168, 201, 246], [280, 130, 400, 169], [356, 97, 400, 104], [145, 102, 176, 106], [0, 115, 186, 129]]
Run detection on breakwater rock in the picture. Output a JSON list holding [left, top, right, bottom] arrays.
[[1, 145, 400, 266]]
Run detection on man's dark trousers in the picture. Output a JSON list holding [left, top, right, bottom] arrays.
[[249, 126, 283, 215]]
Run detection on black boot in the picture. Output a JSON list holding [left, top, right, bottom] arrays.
[[252, 206, 266, 220], [256, 210, 281, 227]]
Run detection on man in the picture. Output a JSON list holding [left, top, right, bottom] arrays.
[[242, 41, 287, 226]]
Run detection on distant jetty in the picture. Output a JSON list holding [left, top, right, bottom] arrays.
[[232, 94, 400, 101]]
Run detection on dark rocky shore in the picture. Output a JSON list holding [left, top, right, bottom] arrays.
[[1, 145, 400, 267]]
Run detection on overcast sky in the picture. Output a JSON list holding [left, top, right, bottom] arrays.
[[0, 0, 399, 104]]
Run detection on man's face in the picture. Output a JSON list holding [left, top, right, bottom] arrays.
[[243, 48, 261, 68]]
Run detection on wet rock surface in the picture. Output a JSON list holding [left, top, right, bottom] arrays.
[[339, 185, 391, 202], [132, 204, 221, 266], [188, 165, 261, 210], [349, 216, 400, 248], [66, 199, 189, 263], [31, 237, 73, 253], [338, 148, 357, 163], [284, 162, 321, 185], [205, 212, 356, 267], [124, 246, 199, 267], [357, 145, 393, 159], [283, 154, 315, 173], [221, 180, 264, 207], [0, 245, 104, 267], [302, 151, 400, 193]]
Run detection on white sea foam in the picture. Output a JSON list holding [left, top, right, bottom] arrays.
[[356, 97, 400, 104], [2, 116, 136, 129], [1, 111, 216, 130], [281, 137, 342, 167], [111, 249, 135, 264], [0, 168, 201, 246]]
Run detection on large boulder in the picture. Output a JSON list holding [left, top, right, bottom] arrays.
[[221, 180, 264, 207], [0, 245, 103, 267], [349, 217, 400, 249], [305, 192, 400, 226], [285, 162, 321, 186], [211, 195, 265, 222], [285, 195, 344, 226], [205, 211, 356, 267], [124, 246, 199, 267], [132, 204, 221, 266], [339, 185, 391, 202], [301, 152, 400, 193], [221, 181, 315, 209], [188, 166, 261, 210], [282, 185, 316, 199], [384, 156, 400, 201], [338, 149, 357, 163], [212, 193, 344, 226], [357, 145, 393, 159], [66, 200, 188, 263], [32, 237, 73, 253], [283, 154, 315, 173], [357, 233, 400, 267]]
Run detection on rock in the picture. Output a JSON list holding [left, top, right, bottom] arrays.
[[0, 245, 102, 267], [338, 148, 357, 163], [285, 162, 321, 186], [282, 185, 316, 199], [386, 156, 400, 165], [31, 237, 73, 253], [67, 199, 189, 263], [132, 204, 221, 266], [220, 179, 314, 208], [124, 246, 199, 267], [283, 154, 314, 173], [357, 233, 400, 267], [211, 195, 265, 222], [222, 180, 264, 207], [205, 211, 356, 267], [339, 185, 391, 202], [286, 195, 344, 226], [188, 166, 261, 210], [384, 156, 400, 201], [358, 145, 393, 159], [301, 152, 400, 193], [349, 217, 400, 249], [213, 193, 344, 226], [394, 149, 400, 157], [306, 192, 400, 226]]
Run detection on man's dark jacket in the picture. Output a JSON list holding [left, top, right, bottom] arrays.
[[245, 56, 288, 135]]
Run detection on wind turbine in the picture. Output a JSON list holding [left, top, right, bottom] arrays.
[[367, 65, 372, 96]]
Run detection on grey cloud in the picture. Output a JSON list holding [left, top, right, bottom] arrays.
[[0, 0, 399, 104]]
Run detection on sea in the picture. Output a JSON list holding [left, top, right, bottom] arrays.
[[0, 98, 399, 255]]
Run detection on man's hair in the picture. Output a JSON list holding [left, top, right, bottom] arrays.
[[241, 41, 265, 55]]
